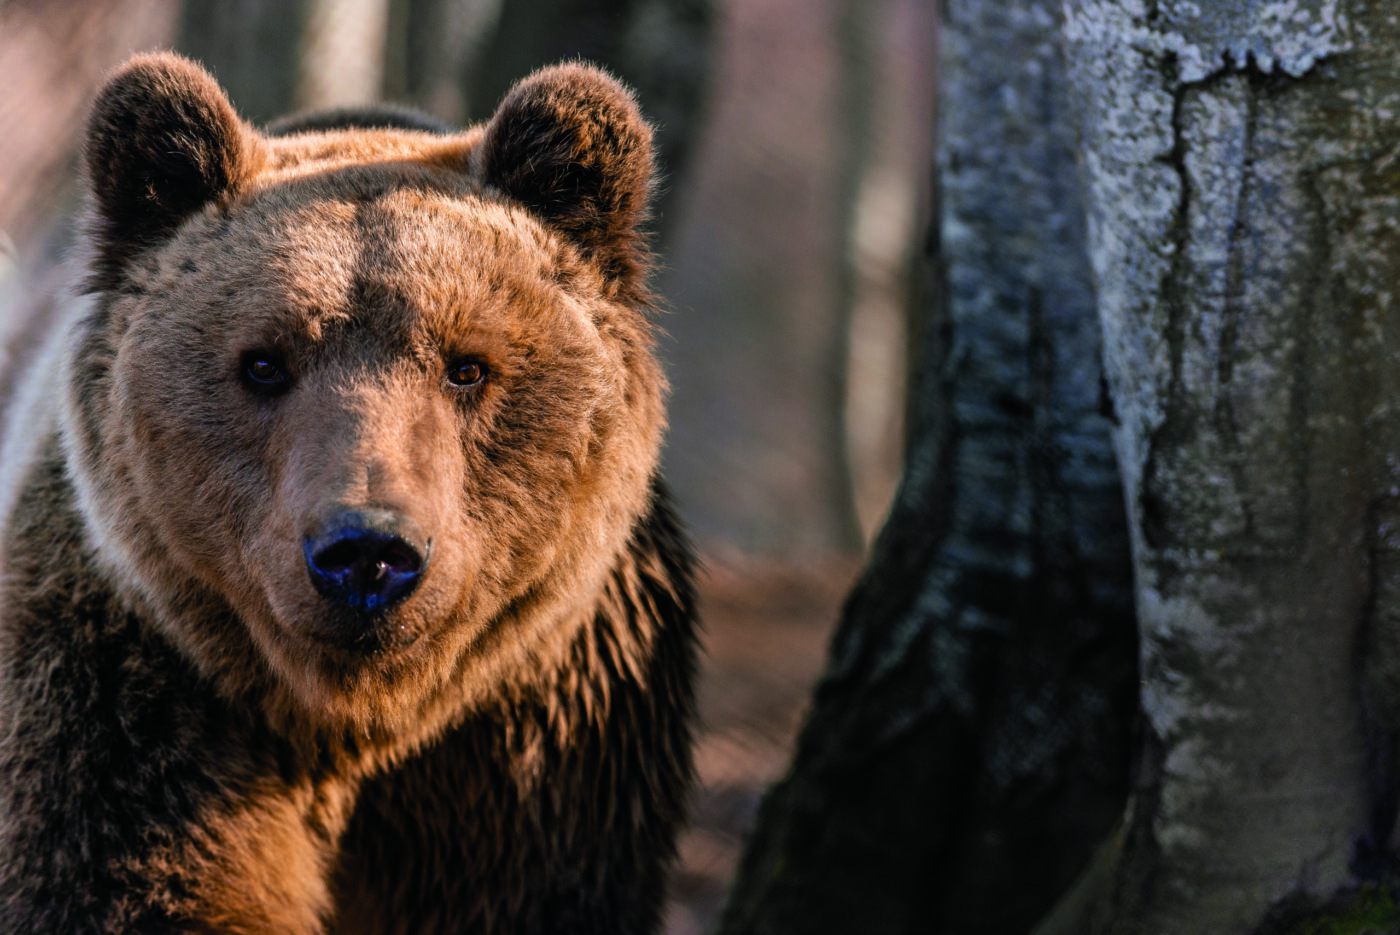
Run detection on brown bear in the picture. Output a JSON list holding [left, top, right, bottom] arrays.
[[0, 52, 697, 934]]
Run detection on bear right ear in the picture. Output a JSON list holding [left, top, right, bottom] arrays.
[[84, 52, 264, 286], [477, 63, 655, 294]]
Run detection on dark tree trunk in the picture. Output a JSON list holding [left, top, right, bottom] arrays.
[[383, 0, 500, 123], [712, 2, 1138, 932], [464, 0, 715, 239], [177, 0, 312, 124]]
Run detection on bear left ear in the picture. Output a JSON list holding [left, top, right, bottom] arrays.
[[84, 52, 265, 286], [478, 63, 655, 291]]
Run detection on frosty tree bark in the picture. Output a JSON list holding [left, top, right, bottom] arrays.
[[712, 2, 1138, 932], [1054, 1, 1400, 930]]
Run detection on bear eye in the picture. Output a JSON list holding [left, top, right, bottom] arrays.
[[240, 351, 291, 396], [446, 359, 487, 389]]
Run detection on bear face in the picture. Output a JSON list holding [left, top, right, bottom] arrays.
[[66, 53, 666, 735]]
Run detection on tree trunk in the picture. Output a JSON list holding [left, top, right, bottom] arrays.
[[383, 0, 500, 124], [296, 0, 392, 111], [712, 1, 1138, 931], [1057, 1, 1400, 930], [177, 0, 311, 124], [833, 0, 935, 545], [658, 0, 933, 555], [463, 0, 715, 239], [0, 0, 179, 258]]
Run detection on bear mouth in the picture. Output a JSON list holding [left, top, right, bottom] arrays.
[[304, 611, 423, 657]]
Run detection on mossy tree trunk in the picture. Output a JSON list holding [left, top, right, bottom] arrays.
[[711, 1, 1138, 932], [1058, 1, 1400, 931]]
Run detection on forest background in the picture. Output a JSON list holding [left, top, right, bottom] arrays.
[[0, 1, 935, 932], [19, 2, 1390, 932]]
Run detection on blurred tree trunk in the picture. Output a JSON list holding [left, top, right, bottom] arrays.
[[179, 0, 710, 239], [825, 0, 878, 552], [659, 0, 934, 555], [833, 0, 935, 545], [712, 1, 1138, 931], [182, 0, 393, 118], [463, 0, 715, 239], [383, 0, 500, 123], [1052, 2, 1400, 931], [177, 0, 311, 124], [0, 0, 178, 259], [0, 0, 178, 439], [297, 0, 392, 111]]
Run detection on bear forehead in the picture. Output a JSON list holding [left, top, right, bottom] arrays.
[[147, 182, 604, 353], [261, 126, 483, 185]]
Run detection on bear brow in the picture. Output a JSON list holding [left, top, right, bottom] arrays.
[[258, 156, 478, 205]]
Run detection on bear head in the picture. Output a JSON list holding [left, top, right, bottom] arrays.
[[65, 52, 667, 738]]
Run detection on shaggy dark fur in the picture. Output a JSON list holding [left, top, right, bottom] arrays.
[[478, 63, 656, 297], [265, 104, 453, 137], [84, 54, 265, 290], [0, 52, 697, 934]]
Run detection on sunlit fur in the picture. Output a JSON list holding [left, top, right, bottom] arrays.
[[0, 52, 697, 933]]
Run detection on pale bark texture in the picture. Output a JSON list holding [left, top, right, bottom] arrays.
[[1057, 1, 1400, 930], [712, 1, 1137, 932]]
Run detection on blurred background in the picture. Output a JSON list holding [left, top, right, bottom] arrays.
[[0, 0, 937, 929]]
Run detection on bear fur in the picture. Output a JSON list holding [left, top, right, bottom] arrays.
[[0, 52, 697, 934]]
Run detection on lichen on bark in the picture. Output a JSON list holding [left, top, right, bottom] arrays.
[[1063, 1, 1400, 930]]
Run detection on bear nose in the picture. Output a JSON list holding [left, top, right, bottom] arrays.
[[303, 512, 428, 613]]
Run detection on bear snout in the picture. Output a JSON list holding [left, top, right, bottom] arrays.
[[303, 510, 431, 618]]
